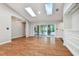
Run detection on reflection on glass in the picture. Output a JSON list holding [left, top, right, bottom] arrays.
[[34, 25, 55, 36]]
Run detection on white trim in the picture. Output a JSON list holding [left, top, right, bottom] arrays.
[[0, 40, 11, 45], [12, 35, 25, 39], [29, 35, 34, 37], [55, 36, 63, 38], [63, 41, 79, 56], [63, 43, 75, 56]]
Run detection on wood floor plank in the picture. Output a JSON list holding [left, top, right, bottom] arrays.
[[0, 37, 72, 56]]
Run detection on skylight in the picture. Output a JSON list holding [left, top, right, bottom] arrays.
[[25, 7, 36, 17], [45, 3, 53, 15]]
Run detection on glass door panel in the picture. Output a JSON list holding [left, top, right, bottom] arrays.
[[34, 24, 55, 36]]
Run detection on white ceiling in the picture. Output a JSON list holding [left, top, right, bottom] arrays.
[[5, 3, 63, 23]]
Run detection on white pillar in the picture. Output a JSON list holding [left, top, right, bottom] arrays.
[[25, 20, 29, 37]]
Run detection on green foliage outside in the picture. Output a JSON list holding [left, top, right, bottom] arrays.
[[34, 24, 55, 34]]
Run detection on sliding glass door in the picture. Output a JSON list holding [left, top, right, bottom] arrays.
[[34, 24, 55, 36]]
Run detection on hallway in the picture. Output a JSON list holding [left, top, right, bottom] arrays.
[[0, 37, 72, 56]]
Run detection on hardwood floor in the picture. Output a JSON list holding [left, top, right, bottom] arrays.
[[0, 37, 72, 56]]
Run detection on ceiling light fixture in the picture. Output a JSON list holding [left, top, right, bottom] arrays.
[[38, 11, 41, 14], [25, 7, 36, 17], [45, 3, 53, 15]]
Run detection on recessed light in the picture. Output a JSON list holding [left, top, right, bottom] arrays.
[[38, 11, 41, 14], [25, 7, 36, 17]]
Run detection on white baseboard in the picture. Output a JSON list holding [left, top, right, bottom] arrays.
[[0, 40, 11, 45], [63, 42, 66, 46], [55, 36, 63, 38], [26, 35, 34, 37], [12, 35, 25, 39], [63, 42, 76, 56]]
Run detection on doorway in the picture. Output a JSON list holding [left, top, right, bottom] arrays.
[[11, 16, 25, 39]]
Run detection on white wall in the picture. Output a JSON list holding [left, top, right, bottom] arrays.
[[0, 4, 12, 43], [11, 17, 25, 39], [72, 9, 79, 31], [63, 14, 72, 30], [25, 20, 30, 37], [0, 4, 25, 44], [0, 13, 11, 43], [56, 22, 63, 38], [29, 23, 34, 36], [63, 3, 79, 55]]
